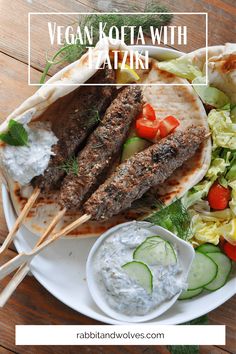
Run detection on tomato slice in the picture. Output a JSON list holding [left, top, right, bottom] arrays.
[[223, 242, 236, 261], [136, 118, 159, 139], [159, 116, 180, 138], [142, 103, 156, 121], [136, 103, 156, 121], [207, 182, 231, 210]]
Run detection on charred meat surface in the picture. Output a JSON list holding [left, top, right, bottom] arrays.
[[32, 69, 116, 191], [83, 126, 206, 220], [60, 86, 143, 210]]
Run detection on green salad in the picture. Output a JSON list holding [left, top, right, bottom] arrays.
[[158, 55, 236, 248]]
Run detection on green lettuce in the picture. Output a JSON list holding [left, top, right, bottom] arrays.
[[158, 57, 202, 81], [208, 108, 236, 149], [193, 76, 230, 108], [190, 209, 233, 245], [191, 212, 223, 245], [231, 105, 236, 123], [229, 180, 236, 215], [206, 157, 230, 180], [182, 180, 213, 209], [182, 148, 236, 211]]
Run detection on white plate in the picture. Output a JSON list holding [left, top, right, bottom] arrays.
[[2, 46, 236, 324], [3, 186, 236, 325]]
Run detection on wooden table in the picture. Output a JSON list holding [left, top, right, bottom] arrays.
[[0, 1, 235, 353]]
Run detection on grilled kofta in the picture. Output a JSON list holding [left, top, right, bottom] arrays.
[[83, 126, 206, 220], [60, 86, 143, 210], [32, 68, 116, 191]]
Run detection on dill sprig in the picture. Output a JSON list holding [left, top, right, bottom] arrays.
[[145, 199, 192, 240], [59, 155, 79, 176], [40, 1, 172, 83], [86, 109, 100, 129]]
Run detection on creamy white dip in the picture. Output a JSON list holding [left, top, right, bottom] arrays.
[[2, 122, 58, 185], [94, 222, 185, 316]]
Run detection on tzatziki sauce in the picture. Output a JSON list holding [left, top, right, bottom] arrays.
[[94, 222, 186, 316], [2, 122, 58, 185]]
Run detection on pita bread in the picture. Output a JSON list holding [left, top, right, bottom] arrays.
[[0, 39, 212, 238], [179, 43, 236, 103]]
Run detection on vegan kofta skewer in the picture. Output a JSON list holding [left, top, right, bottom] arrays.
[[83, 126, 206, 220], [32, 68, 116, 191], [60, 86, 143, 209], [0, 125, 207, 282], [0, 68, 116, 256]]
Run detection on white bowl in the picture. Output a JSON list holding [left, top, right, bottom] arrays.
[[86, 221, 195, 323]]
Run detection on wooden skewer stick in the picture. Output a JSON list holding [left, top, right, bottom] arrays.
[[0, 187, 40, 258], [0, 213, 91, 281], [0, 208, 66, 307]]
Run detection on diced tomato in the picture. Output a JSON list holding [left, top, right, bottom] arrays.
[[136, 103, 156, 121], [142, 103, 156, 121], [223, 242, 236, 261], [159, 116, 180, 138], [136, 118, 159, 139], [207, 182, 231, 210]]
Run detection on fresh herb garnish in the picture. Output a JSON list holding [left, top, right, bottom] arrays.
[[40, 1, 172, 83], [59, 155, 79, 176], [0, 119, 28, 146], [145, 199, 192, 240], [87, 109, 100, 129]]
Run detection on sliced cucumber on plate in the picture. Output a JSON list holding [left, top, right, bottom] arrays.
[[180, 248, 232, 299], [122, 261, 153, 294], [179, 287, 203, 300], [204, 252, 232, 291], [133, 236, 177, 266], [187, 252, 218, 290], [121, 137, 150, 162], [197, 243, 221, 254]]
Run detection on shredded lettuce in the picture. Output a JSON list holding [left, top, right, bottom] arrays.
[[226, 151, 236, 180], [208, 108, 236, 149], [181, 87, 236, 246], [229, 180, 236, 215], [192, 76, 230, 108], [190, 212, 229, 245], [182, 123, 236, 245], [158, 57, 202, 81], [231, 105, 236, 123], [183, 147, 236, 214], [206, 157, 229, 180], [182, 180, 212, 209]]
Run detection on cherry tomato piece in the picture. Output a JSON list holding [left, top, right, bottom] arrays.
[[207, 182, 231, 210], [142, 103, 156, 121], [136, 118, 159, 139], [159, 116, 180, 138], [223, 242, 236, 261]]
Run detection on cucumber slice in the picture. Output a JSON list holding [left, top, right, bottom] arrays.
[[179, 287, 203, 300], [122, 261, 153, 294], [197, 244, 221, 254], [193, 77, 230, 108], [133, 236, 177, 266], [121, 137, 150, 162], [204, 252, 232, 291], [187, 252, 218, 290]]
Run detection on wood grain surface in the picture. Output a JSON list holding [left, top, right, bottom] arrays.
[[0, 0, 235, 353]]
